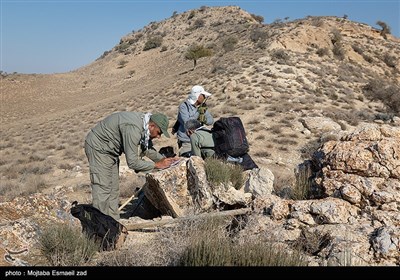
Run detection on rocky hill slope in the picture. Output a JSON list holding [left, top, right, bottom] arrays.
[[0, 5, 399, 266]]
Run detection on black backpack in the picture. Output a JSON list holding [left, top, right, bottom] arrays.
[[70, 201, 127, 251], [212, 117, 250, 158], [159, 146, 176, 158]]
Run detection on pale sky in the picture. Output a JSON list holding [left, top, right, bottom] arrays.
[[1, 0, 399, 74]]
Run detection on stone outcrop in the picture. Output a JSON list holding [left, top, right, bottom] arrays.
[[0, 187, 77, 266], [313, 123, 400, 213], [1, 123, 398, 266], [143, 156, 270, 217], [247, 123, 400, 266]]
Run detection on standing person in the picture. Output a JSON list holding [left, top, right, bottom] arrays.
[[84, 111, 178, 220], [173, 85, 214, 157]]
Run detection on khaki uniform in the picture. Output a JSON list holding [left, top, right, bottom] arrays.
[[84, 112, 164, 220], [190, 129, 215, 159]]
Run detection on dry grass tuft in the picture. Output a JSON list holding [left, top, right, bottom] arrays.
[[39, 223, 99, 266]]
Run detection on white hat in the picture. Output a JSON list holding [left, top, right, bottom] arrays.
[[187, 85, 212, 105]]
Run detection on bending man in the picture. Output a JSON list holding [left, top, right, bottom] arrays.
[[84, 111, 178, 220]]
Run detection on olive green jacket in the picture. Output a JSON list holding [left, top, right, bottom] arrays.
[[85, 112, 164, 173], [190, 129, 215, 159]]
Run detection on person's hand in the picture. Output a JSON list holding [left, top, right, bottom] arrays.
[[197, 103, 208, 124], [155, 157, 181, 169]]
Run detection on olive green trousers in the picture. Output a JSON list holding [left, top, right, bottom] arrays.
[[84, 142, 120, 221]]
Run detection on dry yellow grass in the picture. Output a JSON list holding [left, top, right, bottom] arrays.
[[1, 7, 399, 204]]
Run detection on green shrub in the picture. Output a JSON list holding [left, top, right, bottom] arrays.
[[143, 36, 163, 51], [116, 42, 130, 53], [39, 223, 99, 266], [204, 157, 244, 190], [184, 44, 212, 69]]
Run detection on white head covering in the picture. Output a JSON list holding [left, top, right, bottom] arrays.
[[140, 112, 152, 151], [187, 85, 212, 105]]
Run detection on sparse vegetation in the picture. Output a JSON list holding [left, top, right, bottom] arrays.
[[192, 19, 205, 29], [250, 28, 267, 43], [250, 13, 264, 23], [271, 49, 290, 63], [143, 36, 163, 51], [118, 60, 128, 68], [184, 44, 212, 69], [204, 157, 244, 190], [39, 223, 99, 266], [316, 47, 329, 57], [99, 217, 307, 266], [333, 44, 346, 60], [376, 21, 391, 39], [382, 53, 397, 68], [222, 36, 238, 52], [291, 164, 312, 200], [362, 79, 400, 114], [179, 230, 306, 266], [2, 7, 400, 268]]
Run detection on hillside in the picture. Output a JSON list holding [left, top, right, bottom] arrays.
[[0, 5, 399, 266]]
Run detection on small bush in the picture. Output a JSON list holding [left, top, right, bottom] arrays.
[[118, 60, 128, 68], [333, 44, 346, 60], [330, 29, 342, 45], [222, 36, 238, 52], [192, 19, 205, 29], [316, 47, 329, 57], [311, 17, 324, 27], [250, 28, 267, 43], [352, 44, 363, 55], [250, 13, 264, 23], [382, 53, 397, 68], [294, 229, 332, 255], [291, 164, 312, 200], [300, 138, 321, 160], [39, 223, 99, 266], [204, 157, 244, 190], [187, 10, 195, 20], [184, 44, 212, 69], [116, 42, 130, 53], [363, 79, 400, 114], [376, 21, 391, 39], [143, 36, 163, 51], [271, 49, 290, 63]]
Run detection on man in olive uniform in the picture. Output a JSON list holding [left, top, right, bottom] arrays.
[[184, 119, 215, 159], [84, 111, 177, 220], [185, 119, 259, 171]]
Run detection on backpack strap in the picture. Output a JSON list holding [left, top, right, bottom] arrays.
[[195, 127, 214, 150]]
